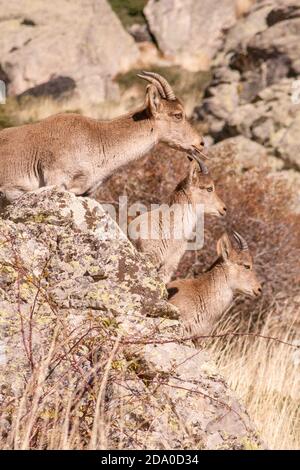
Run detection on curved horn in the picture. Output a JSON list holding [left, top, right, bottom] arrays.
[[232, 231, 248, 251], [198, 160, 209, 175], [139, 71, 176, 100], [137, 73, 166, 99]]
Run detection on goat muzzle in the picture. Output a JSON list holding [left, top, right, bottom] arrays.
[[219, 206, 227, 217]]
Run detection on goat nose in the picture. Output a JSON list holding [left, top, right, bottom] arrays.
[[256, 286, 262, 296]]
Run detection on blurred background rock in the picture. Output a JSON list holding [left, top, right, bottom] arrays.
[[0, 0, 299, 450]]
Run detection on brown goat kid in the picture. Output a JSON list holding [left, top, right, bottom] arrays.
[[167, 232, 262, 338], [129, 160, 226, 283], [0, 72, 205, 205]]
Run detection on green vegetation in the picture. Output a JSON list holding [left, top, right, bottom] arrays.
[[0, 96, 43, 130], [0, 111, 13, 129], [108, 0, 147, 27], [0, 100, 15, 129]]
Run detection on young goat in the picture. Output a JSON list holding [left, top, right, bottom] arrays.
[[128, 160, 226, 283], [0, 72, 205, 205], [167, 232, 262, 338]]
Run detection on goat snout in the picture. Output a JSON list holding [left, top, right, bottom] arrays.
[[254, 285, 262, 297], [219, 206, 227, 217]]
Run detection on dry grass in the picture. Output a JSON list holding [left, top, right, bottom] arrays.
[[0, 330, 126, 450], [0, 94, 135, 130], [0, 65, 211, 131], [2, 314, 298, 449], [208, 311, 300, 450]]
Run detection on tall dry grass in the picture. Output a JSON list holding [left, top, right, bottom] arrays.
[[208, 311, 300, 449], [0, 331, 125, 450], [0, 93, 135, 130]]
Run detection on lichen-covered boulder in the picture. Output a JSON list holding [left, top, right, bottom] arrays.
[[0, 188, 262, 449]]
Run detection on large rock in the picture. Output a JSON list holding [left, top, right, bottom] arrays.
[[0, 0, 139, 102], [208, 137, 300, 214], [0, 188, 262, 449], [202, 78, 300, 169], [209, 135, 283, 171], [144, 0, 247, 71], [196, 0, 300, 169]]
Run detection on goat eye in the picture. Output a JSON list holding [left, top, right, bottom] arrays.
[[174, 113, 183, 120], [244, 264, 251, 270], [207, 186, 213, 192]]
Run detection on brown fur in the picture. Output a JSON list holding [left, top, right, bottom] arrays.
[[129, 162, 226, 283], [0, 75, 204, 204]]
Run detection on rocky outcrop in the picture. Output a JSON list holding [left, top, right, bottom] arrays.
[[209, 135, 283, 171], [0, 188, 262, 449], [208, 137, 300, 214], [0, 0, 139, 102], [144, 0, 255, 71], [196, 0, 300, 169]]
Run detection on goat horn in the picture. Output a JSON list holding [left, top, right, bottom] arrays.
[[139, 71, 176, 100], [198, 160, 209, 174], [232, 231, 248, 251], [137, 73, 166, 99]]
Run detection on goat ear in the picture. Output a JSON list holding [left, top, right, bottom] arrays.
[[146, 84, 162, 117], [217, 233, 232, 260]]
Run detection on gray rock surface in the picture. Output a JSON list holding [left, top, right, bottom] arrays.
[[209, 135, 283, 171], [208, 137, 300, 214], [0, 0, 139, 102], [0, 188, 262, 449]]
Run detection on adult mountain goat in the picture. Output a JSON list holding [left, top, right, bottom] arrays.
[[0, 72, 205, 205], [167, 232, 262, 338]]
